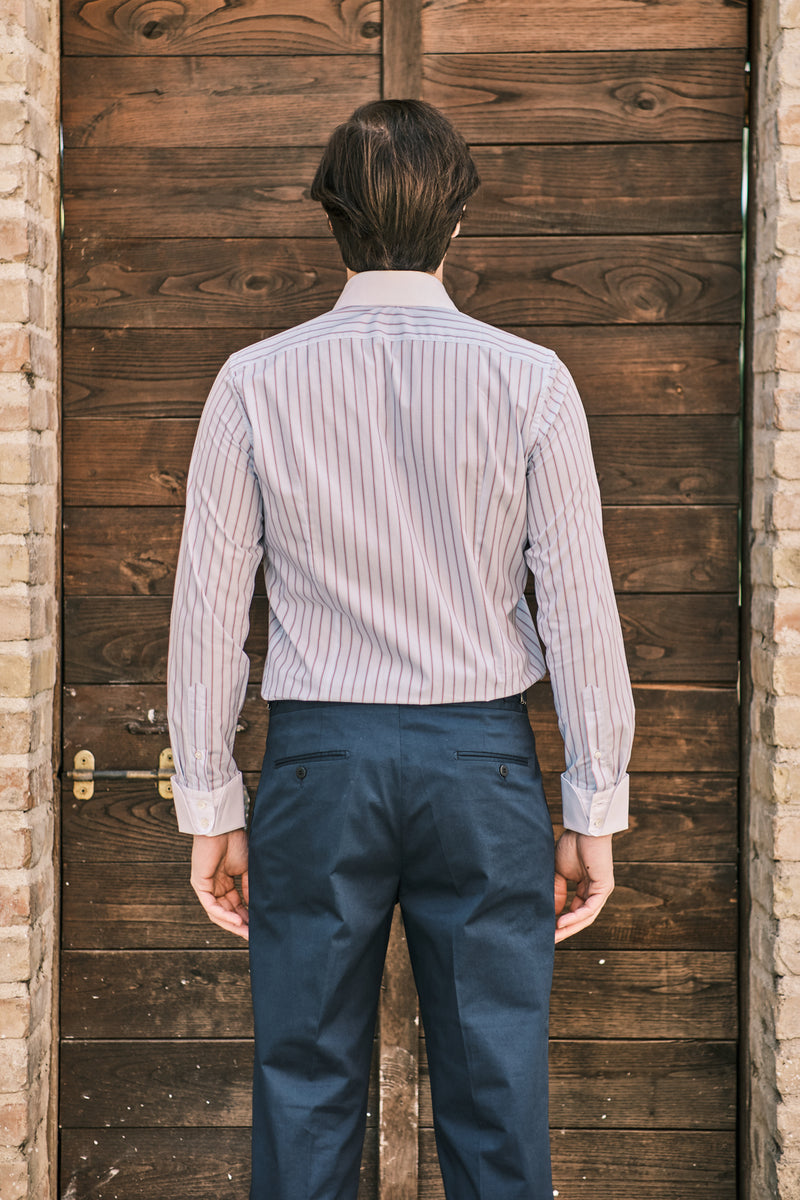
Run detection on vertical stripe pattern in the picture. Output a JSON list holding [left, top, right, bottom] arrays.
[[167, 271, 634, 837]]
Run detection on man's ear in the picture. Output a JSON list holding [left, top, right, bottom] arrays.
[[451, 220, 462, 240]]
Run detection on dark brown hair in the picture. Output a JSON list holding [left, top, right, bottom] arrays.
[[310, 99, 480, 273]]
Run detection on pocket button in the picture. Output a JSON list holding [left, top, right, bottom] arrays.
[[499, 764, 509, 778], [296, 766, 307, 780]]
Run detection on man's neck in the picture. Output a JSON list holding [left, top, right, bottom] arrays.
[[346, 263, 445, 282]]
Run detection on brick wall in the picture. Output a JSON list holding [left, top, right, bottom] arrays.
[[0, 0, 59, 1195], [748, 0, 800, 1196]]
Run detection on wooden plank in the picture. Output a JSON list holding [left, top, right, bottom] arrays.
[[61, 681, 739, 774], [60, 950, 736, 1039], [60, 773, 738, 864], [60, 1038, 379, 1127], [423, 50, 746, 144], [420, 1129, 736, 1198], [62, 326, 742, 419], [418, 1037, 736, 1129], [61, 51, 745, 148], [60, 1035, 734, 1131], [60, 861, 736, 951], [63, 147, 331, 238], [63, 142, 743, 238], [446, 235, 742, 326], [62, 593, 738, 685], [377, 911, 419, 1199], [62, 56, 380, 148], [62, 597, 266, 685], [60, 1127, 378, 1200], [62, 0, 382, 56], [422, 0, 748, 52], [62, 414, 739, 507], [63, 235, 742, 327], [602, 506, 738, 593], [382, 0, 421, 100], [468, 143, 743, 235]]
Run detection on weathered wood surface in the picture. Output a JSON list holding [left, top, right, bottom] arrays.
[[60, 950, 736, 1040], [60, 861, 736, 951], [61, 0, 747, 57], [62, 0, 382, 56], [63, 142, 743, 238], [63, 235, 741, 327], [378, 912, 419, 1198], [59, 1125, 733, 1200], [422, 0, 748, 52], [60, 772, 739, 865], [63, 325, 741, 419], [60, 1127, 378, 1200], [61, 682, 739, 774], [420, 1038, 736, 1129], [62, 51, 746, 148], [382, 0, 421, 100], [423, 50, 746, 144], [420, 1130, 736, 1198], [59, 1036, 734, 1130], [62, 56, 380, 148], [62, 593, 739, 685], [61, 414, 739, 507], [601, 506, 738, 592]]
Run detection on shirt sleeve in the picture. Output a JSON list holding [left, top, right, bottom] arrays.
[[167, 365, 265, 835], [524, 357, 635, 836]]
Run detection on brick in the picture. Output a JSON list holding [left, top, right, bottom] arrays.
[[0, 100, 26, 145], [776, 812, 800, 859], [0, 594, 31, 639], [0, 275, 28, 322], [772, 490, 800, 528], [775, 591, 800, 639], [0, 328, 29, 373], [774, 433, 800, 479], [0, 1037, 28, 1092], [774, 545, 800, 587], [775, 654, 800, 693], [0, 815, 32, 867], [772, 696, 800, 745], [0, 758, 50, 813], [0, 1153, 26, 1200], [778, 329, 800, 372], [0, 217, 28, 262], [777, 984, 800, 1040], [0, 926, 30, 984], [0, 1094, 27, 1147], [777, 262, 800, 311], [0, 987, 30, 1040], [776, 383, 800, 430]]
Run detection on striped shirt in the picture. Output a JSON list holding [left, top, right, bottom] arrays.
[[167, 270, 634, 838]]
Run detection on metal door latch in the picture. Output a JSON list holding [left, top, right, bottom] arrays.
[[67, 748, 174, 800]]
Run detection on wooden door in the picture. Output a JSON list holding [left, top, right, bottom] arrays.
[[59, 2, 747, 1196]]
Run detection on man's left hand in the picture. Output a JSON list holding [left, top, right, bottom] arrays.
[[191, 829, 249, 940], [553, 830, 614, 944]]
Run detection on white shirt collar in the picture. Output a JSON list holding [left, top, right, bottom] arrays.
[[333, 270, 458, 311]]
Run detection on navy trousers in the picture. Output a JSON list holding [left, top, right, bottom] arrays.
[[247, 695, 556, 1200]]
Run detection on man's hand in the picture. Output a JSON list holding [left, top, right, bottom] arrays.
[[191, 829, 249, 941], [553, 830, 614, 944]]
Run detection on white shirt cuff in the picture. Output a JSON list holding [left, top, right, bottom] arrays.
[[171, 772, 247, 836], [561, 773, 629, 836]]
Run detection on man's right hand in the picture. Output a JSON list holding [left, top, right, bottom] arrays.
[[553, 830, 615, 944], [190, 829, 250, 940]]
